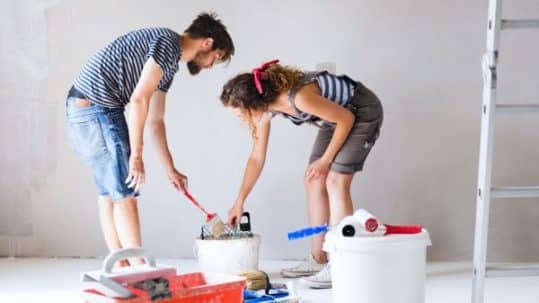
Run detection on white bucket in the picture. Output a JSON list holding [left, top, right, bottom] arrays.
[[193, 234, 261, 274], [323, 229, 431, 303]]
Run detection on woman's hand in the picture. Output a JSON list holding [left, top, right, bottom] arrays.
[[305, 158, 331, 181], [227, 202, 244, 226]]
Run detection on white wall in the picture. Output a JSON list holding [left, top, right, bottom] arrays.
[[1, 0, 539, 261]]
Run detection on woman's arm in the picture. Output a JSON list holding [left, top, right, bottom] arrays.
[[228, 114, 272, 225], [295, 87, 355, 179]]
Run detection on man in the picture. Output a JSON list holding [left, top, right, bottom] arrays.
[[65, 13, 234, 265]]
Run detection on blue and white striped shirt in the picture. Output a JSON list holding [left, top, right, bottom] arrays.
[[314, 72, 356, 107], [281, 71, 357, 125], [73, 27, 182, 108]]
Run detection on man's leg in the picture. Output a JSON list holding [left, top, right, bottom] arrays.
[[113, 196, 144, 265], [98, 195, 129, 267]]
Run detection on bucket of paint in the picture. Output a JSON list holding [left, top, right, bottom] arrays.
[[193, 234, 261, 274], [323, 228, 431, 303]]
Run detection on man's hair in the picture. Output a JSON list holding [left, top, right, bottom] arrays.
[[184, 12, 234, 62]]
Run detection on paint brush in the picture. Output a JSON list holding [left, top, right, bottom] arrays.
[[183, 191, 228, 238]]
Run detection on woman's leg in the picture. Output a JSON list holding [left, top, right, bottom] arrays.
[[299, 172, 355, 289], [325, 172, 355, 226], [279, 174, 329, 278], [304, 175, 330, 263], [304, 172, 355, 264]]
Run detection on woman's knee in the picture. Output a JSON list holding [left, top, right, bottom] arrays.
[[326, 173, 353, 192], [304, 174, 327, 190]]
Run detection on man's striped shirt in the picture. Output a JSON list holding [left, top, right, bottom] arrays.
[[73, 27, 182, 108]]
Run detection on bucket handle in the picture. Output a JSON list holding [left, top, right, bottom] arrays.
[[239, 212, 252, 232]]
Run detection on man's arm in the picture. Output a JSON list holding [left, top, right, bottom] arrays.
[[148, 90, 188, 192], [126, 57, 163, 191]]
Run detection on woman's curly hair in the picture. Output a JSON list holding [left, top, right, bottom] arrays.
[[221, 64, 301, 139], [220, 64, 302, 137], [220, 64, 302, 110]]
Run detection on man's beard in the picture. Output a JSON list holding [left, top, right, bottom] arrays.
[[187, 61, 201, 75]]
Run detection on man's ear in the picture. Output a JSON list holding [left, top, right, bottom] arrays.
[[201, 37, 214, 51]]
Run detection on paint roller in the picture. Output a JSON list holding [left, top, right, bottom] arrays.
[[287, 209, 423, 240], [353, 208, 422, 236], [337, 215, 363, 237], [334, 209, 380, 237], [353, 209, 379, 232]]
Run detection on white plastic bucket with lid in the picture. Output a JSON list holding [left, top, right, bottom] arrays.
[[323, 229, 431, 303], [193, 234, 261, 274]]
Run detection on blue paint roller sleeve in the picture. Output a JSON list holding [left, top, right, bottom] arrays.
[[287, 224, 329, 240]]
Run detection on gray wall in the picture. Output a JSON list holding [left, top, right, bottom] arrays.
[[1, 0, 538, 261]]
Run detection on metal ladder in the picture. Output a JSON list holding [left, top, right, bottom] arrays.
[[472, 1, 539, 302]]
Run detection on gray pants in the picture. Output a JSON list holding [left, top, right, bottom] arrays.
[[309, 82, 383, 174]]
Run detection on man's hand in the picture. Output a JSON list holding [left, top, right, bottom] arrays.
[[168, 168, 188, 192], [126, 155, 145, 192]]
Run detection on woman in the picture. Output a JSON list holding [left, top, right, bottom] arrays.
[[220, 60, 383, 288]]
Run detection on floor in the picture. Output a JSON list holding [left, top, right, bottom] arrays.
[[1, 258, 538, 303]]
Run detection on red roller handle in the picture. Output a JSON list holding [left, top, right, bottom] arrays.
[[384, 224, 422, 235]]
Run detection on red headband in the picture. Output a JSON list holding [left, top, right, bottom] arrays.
[[252, 59, 279, 94]]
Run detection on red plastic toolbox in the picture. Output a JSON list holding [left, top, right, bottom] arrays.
[[82, 271, 246, 303]]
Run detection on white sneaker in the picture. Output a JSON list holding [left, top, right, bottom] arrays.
[[280, 255, 326, 278], [300, 263, 332, 289]]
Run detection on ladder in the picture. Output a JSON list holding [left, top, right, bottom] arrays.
[[472, 1, 539, 302]]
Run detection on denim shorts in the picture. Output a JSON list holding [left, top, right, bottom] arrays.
[[65, 97, 138, 201]]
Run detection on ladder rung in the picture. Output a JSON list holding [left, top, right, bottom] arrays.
[[501, 19, 539, 30], [491, 186, 539, 198], [486, 265, 539, 278], [495, 104, 539, 113]]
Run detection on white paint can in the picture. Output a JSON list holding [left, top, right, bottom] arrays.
[[193, 234, 261, 275], [323, 229, 431, 303]]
